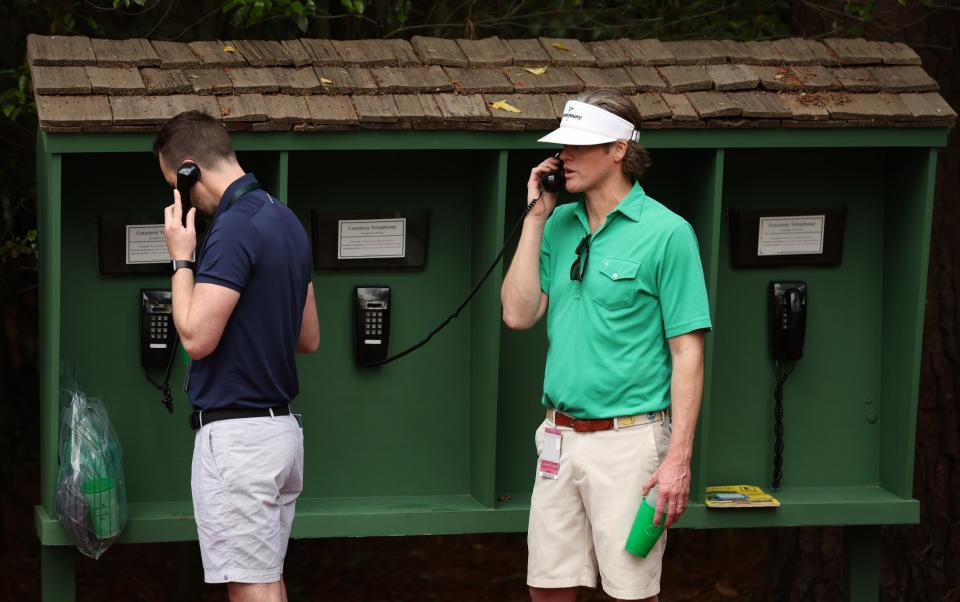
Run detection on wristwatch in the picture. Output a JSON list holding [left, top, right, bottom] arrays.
[[171, 259, 196, 274]]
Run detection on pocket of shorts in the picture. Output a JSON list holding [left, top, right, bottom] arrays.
[[652, 421, 670, 465], [206, 425, 228, 481], [594, 257, 640, 310], [534, 420, 547, 456]]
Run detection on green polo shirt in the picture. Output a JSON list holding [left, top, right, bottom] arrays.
[[539, 181, 712, 419]]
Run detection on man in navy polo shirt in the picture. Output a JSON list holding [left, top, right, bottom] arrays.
[[156, 111, 319, 602]]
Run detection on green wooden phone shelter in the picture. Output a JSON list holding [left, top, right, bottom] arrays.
[[27, 33, 955, 601]]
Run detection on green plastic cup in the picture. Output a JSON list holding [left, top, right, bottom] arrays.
[[625, 487, 667, 558], [81, 476, 120, 539]]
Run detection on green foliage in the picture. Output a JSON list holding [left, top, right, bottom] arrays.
[[340, 0, 367, 16], [0, 230, 38, 262], [223, 0, 318, 32], [0, 66, 35, 123]]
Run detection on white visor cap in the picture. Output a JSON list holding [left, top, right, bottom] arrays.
[[538, 100, 640, 146]]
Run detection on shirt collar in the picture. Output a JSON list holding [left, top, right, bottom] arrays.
[[215, 173, 259, 218], [572, 180, 647, 228]]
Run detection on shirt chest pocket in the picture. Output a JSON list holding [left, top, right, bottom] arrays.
[[593, 256, 641, 310]]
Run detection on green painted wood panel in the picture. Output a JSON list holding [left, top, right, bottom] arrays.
[[42, 128, 949, 155], [878, 148, 937, 498], [710, 149, 893, 491]]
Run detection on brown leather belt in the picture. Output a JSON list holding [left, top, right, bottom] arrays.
[[547, 408, 669, 432]]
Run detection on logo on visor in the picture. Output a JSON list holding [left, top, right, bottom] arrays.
[[562, 112, 583, 120]]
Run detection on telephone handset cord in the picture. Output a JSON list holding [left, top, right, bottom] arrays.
[[771, 359, 796, 489], [367, 191, 544, 367], [144, 330, 178, 413]]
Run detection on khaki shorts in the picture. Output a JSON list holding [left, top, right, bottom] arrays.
[[527, 412, 671, 600]]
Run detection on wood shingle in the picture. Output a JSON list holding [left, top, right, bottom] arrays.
[[141, 68, 192, 95], [630, 93, 672, 120], [109, 95, 218, 125], [434, 94, 489, 122], [271, 67, 323, 94], [571, 67, 637, 93], [27, 35, 97, 66], [188, 41, 247, 67], [232, 40, 294, 67], [484, 94, 557, 128], [91, 38, 160, 67], [503, 66, 583, 94], [370, 66, 453, 94], [304, 95, 358, 124], [444, 67, 514, 94], [539, 38, 595, 66], [31, 66, 91, 95], [299, 39, 342, 66], [314, 67, 378, 94], [502, 39, 551, 66], [218, 94, 268, 122], [456, 37, 512, 67], [707, 64, 759, 91], [85, 67, 145, 95], [411, 37, 468, 67], [182, 68, 233, 95], [151, 41, 201, 69], [658, 66, 712, 93]]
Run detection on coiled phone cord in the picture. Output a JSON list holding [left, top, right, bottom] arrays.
[[772, 359, 795, 489], [144, 331, 178, 413], [367, 192, 543, 366]]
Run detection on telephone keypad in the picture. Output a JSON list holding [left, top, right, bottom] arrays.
[[150, 314, 171, 342], [364, 309, 384, 336]]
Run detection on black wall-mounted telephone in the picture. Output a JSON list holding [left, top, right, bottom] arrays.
[[355, 286, 391, 366], [770, 281, 807, 360], [141, 289, 175, 370], [769, 281, 807, 489], [540, 153, 565, 194], [141, 289, 177, 412], [176, 162, 200, 227]]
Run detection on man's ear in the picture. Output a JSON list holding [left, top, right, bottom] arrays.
[[611, 140, 629, 163]]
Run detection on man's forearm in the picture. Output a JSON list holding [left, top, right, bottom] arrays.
[[666, 336, 705, 463], [501, 219, 546, 329], [171, 268, 197, 345]]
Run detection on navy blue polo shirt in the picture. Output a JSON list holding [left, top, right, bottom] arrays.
[[188, 173, 312, 411]]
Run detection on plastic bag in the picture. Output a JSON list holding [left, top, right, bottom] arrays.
[[55, 373, 127, 559]]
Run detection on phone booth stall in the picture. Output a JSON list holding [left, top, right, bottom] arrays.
[[28, 34, 954, 600]]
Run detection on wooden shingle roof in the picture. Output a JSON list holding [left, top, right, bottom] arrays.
[[26, 34, 956, 133]]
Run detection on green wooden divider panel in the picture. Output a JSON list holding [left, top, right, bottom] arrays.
[[710, 148, 892, 492]]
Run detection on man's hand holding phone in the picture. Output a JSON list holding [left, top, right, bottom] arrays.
[[164, 189, 197, 261], [526, 155, 563, 222]]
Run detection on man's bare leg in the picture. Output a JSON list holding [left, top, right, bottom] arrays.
[[226, 581, 284, 602], [530, 586, 577, 602]]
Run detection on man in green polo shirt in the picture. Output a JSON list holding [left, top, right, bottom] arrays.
[[501, 90, 712, 602]]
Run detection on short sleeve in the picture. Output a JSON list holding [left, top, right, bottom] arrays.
[[658, 222, 712, 338], [195, 219, 259, 292], [539, 216, 554, 295]]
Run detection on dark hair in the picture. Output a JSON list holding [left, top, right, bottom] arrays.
[[574, 90, 652, 180], [153, 110, 236, 169]]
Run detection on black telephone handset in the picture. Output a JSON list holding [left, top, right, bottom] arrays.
[[770, 281, 807, 360], [355, 286, 391, 366], [540, 153, 565, 194], [176, 162, 200, 227]]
